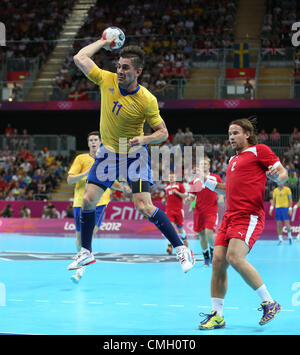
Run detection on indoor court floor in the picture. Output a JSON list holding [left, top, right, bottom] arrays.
[[0, 233, 299, 335]]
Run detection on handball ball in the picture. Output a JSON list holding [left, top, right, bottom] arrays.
[[102, 26, 125, 50]]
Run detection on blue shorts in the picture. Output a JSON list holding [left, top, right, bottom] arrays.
[[87, 143, 153, 189], [73, 205, 106, 232], [275, 207, 290, 221]]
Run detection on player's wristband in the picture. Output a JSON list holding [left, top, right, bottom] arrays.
[[204, 179, 217, 192], [289, 207, 293, 213], [269, 205, 274, 213], [293, 205, 298, 211]]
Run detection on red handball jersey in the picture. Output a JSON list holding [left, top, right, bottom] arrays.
[[165, 183, 185, 211], [226, 144, 279, 216], [189, 173, 222, 214]]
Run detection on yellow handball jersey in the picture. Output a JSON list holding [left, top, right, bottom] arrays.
[[273, 186, 292, 208], [87, 64, 163, 153], [68, 153, 110, 207]]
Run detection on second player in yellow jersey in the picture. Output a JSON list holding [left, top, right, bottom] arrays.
[[269, 183, 293, 244]]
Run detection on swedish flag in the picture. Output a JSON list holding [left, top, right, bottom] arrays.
[[234, 43, 249, 68]]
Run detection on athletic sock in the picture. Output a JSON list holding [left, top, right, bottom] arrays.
[[256, 284, 274, 303], [80, 210, 96, 252], [149, 208, 184, 248], [212, 297, 224, 317]]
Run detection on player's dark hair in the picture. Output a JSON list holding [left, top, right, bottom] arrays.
[[87, 131, 100, 141], [229, 116, 258, 145], [119, 45, 145, 69]]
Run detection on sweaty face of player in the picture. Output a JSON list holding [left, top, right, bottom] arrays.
[[88, 135, 101, 154], [117, 57, 141, 90], [228, 124, 250, 152]]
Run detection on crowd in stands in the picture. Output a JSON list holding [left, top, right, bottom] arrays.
[[52, 0, 237, 100], [261, 0, 297, 49], [0, 124, 69, 204], [0, 0, 76, 68]]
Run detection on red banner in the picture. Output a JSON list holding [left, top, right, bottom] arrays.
[[226, 68, 256, 79], [7, 71, 30, 82], [3, 98, 300, 111], [0, 201, 165, 219]]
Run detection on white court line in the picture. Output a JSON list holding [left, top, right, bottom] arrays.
[[35, 300, 49, 303], [142, 304, 158, 306], [8, 299, 24, 302]]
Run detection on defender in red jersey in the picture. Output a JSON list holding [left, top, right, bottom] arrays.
[[199, 118, 287, 330], [188, 157, 223, 266], [164, 173, 188, 254]]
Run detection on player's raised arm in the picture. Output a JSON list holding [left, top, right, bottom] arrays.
[[73, 37, 115, 76]]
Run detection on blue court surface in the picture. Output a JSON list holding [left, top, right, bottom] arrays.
[[0, 233, 299, 335]]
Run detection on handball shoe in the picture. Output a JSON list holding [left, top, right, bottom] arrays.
[[258, 300, 282, 326], [176, 246, 195, 273], [70, 267, 85, 284], [199, 311, 225, 330], [68, 248, 96, 270]]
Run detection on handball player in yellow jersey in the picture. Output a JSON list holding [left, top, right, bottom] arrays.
[[68, 131, 130, 282], [269, 183, 293, 244], [67, 36, 195, 273]]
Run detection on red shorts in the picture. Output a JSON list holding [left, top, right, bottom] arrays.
[[193, 210, 218, 233], [215, 211, 264, 251], [166, 209, 184, 227]]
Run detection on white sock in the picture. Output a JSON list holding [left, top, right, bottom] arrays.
[[256, 284, 273, 303], [278, 235, 283, 241], [212, 297, 224, 317], [175, 245, 186, 252], [288, 231, 292, 239]]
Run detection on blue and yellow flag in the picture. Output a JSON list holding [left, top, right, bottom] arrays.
[[234, 43, 249, 68]]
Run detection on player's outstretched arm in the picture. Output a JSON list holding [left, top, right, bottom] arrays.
[[67, 170, 90, 185], [204, 178, 226, 196], [73, 38, 115, 76]]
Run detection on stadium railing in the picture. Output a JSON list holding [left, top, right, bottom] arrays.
[[0, 44, 297, 101], [0, 135, 76, 157]]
